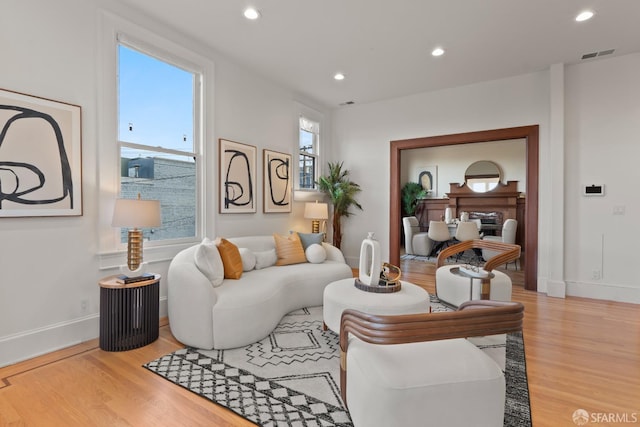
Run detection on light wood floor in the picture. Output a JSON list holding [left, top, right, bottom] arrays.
[[1, 262, 638, 427]]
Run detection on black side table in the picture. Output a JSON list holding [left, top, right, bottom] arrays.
[[98, 274, 160, 351]]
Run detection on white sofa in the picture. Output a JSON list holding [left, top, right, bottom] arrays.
[[167, 235, 353, 349]]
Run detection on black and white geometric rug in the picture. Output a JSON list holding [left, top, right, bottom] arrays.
[[144, 299, 531, 427]]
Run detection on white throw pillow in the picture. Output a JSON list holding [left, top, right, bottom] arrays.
[[254, 249, 278, 270], [194, 237, 224, 287], [238, 247, 257, 271], [305, 243, 327, 264]]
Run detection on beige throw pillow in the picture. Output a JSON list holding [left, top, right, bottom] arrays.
[[273, 232, 307, 266]]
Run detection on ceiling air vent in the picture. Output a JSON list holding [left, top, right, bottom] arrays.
[[339, 100, 355, 106], [581, 49, 615, 60]]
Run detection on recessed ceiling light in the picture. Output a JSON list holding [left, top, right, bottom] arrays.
[[575, 10, 594, 22], [431, 47, 445, 57], [243, 7, 260, 20], [334, 73, 345, 81]]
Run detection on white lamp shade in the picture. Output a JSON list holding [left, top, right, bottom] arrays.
[[304, 202, 328, 220], [112, 199, 161, 228]]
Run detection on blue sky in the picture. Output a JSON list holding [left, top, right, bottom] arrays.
[[118, 45, 194, 154]]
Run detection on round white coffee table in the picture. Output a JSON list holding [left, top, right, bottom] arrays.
[[322, 278, 431, 333]]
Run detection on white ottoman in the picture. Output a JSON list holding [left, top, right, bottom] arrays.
[[346, 337, 506, 427], [323, 278, 431, 333], [435, 264, 512, 308]]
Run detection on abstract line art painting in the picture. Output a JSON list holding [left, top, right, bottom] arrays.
[[263, 149, 291, 213], [219, 138, 256, 214], [0, 88, 82, 217]]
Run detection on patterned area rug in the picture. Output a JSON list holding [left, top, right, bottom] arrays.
[[144, 298, 531, 426]]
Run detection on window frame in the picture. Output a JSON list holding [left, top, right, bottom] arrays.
[[298, 116, 320, 190], [98, 13, 211, 264], [293, 103, 325, 200], [116, 39, 203, 247]]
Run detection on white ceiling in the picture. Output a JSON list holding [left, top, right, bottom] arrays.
[[117, 0, 640, 108]]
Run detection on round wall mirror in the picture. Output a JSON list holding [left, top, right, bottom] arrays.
[[464, 160, 501, 192]]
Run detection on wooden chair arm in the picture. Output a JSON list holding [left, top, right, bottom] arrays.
[[338, 301, 524, 406], [436, 239, 521, 272]]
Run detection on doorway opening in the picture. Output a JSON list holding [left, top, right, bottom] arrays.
[[389, 125, 538, 291]]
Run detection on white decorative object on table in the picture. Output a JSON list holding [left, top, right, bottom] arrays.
[[444, 207, 453, 224], [358, 232, 381, 286]]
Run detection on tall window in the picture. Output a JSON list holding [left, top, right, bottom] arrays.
[[117, 43, 201, 243], [299, 116, 319, 190]]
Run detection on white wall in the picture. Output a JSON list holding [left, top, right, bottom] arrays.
[[331, 72, 550, 267], [0, 0, 331, 367], [564, 53, 640, 301], [400, 139, 527, 196], [332, 55, 640, 304]]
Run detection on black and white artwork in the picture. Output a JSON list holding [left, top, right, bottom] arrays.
[[0, 88, 82, 217], [263, 149, 291, 213], [219, 138, 256, 214]]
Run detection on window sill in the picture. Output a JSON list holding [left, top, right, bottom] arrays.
[[294, 189, 326, 203]]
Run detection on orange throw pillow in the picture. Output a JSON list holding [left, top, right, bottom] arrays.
[[215, 238, 243, 279], [273, 232, 307, 266]]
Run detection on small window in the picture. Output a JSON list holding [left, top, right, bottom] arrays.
[[299, 116, 319, 190], [117, 43, 200, 244]]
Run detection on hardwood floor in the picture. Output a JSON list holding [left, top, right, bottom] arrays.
[[1, 262, 638, 426]]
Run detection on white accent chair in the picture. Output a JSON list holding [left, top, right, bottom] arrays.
[[402, 216, 432, 256], [435, 240, 520, 308], [483, 219, 518, 269], [340, 300, 525, 427]]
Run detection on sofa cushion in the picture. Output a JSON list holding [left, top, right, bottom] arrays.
[[305, 243, 327, 264], [298, 232, 324, 250], [254, 249, 278, 270], [238, 247, 257, 271], [194, 237, 224, 287], [216, 238, 243, 279], [274, 232, 307, 266]]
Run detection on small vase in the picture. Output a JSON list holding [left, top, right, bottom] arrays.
[[359, 232, 381, 286]]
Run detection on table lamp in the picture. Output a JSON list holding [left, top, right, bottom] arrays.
[[304, 201, 328, 234], [112, 195, 161, 274]]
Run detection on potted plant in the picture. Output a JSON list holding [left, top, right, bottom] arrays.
[[401, 182, 427, 216], [317, 162, 363, 249]]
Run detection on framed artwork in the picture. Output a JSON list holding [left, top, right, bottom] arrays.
[[219, 138, 257, 213], [0, 88, 82, 217], [416, 165, 438, 197], [263, 149, 292, 213]]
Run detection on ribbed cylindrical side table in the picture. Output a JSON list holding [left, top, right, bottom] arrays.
[[98, 274, 160, 351]]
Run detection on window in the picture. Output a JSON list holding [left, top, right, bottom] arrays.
[[117, 43, 201, 244], [298, 116, 320, 190]]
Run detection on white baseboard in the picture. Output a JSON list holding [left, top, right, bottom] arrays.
[[565, 280, 640, 304], [546, 279, 567, 298], [0, 297, 168, 368]]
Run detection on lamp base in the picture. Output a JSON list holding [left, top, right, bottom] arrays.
[[119, 262, 148, 278], [127, 228, 143, 272], [311, 220, 320, 234]]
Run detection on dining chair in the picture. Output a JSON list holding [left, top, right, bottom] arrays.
[[482, 219, 518, 268], [455, 221, 480, 241], [427, 220, 451, 257]]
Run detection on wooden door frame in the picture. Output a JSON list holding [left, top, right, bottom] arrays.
[[389, 125, 538, 291]]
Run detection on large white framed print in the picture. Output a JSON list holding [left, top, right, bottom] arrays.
[[0, 88, 82, 217], [263, 149, 292, 213], [219, 138, 257, 213]]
